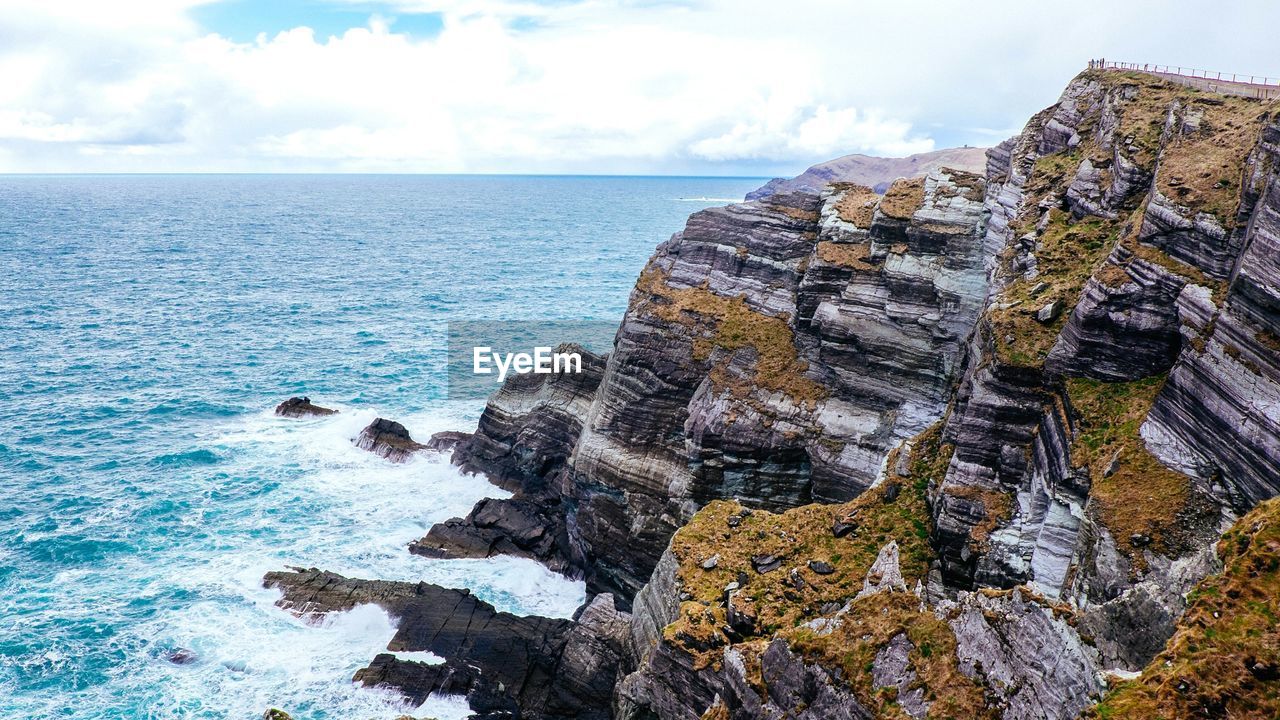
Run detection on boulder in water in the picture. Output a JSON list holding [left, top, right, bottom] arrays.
[[354, 418, 427, 462], [274, 396, 337, 418]]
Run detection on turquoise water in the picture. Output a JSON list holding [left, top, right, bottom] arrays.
[[0, 175, 763, 719]]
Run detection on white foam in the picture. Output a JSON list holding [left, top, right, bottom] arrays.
[[131, 404, 587, 717]]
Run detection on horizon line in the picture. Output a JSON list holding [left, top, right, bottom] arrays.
[[0, 171, 777, 179]]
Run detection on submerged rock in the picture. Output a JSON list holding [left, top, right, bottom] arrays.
[[274, 396, 336, 418]]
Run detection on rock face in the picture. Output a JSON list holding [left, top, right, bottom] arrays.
[[433, 170, 989, 605], [269, 68, 1280, 720], [411, 344, 606, 574], [274, 396, 337, 418], [354, 417, 427, 463], [747, 146, 989, 199], [264, 568, 630, 720], [607, 69, 1280, 720]]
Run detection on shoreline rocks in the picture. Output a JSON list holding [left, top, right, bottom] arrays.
[[263, 568, 628, 719]]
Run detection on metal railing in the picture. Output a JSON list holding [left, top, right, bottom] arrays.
[[1087, 59, 1280, 100]]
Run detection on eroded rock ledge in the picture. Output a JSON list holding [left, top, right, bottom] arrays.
[[264, 568, 630, 719]]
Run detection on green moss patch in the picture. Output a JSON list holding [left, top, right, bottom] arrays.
[[1066, 375, 1209, 565], [990, 209, 1119, 368], [661, 424, 980, 719]]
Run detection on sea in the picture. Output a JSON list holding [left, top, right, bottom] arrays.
[[0, 175, 765, 720]]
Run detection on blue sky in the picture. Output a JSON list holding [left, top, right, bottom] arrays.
[[191, 0, 445, 42], [1, 0, 1278, 174]]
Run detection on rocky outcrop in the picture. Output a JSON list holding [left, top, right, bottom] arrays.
[[410, 344, 606, 573], [1141, 118, 1280, 508], [426, 430, 472, 452], [274, 396, 337, 418], [354, 417, 427, 463], [410, 494, 579, 575], [452, 343, 607, 493], [264, 568, 630, 719], [438, 169, 989, 605]]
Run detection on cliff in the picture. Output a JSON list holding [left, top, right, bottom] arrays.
[[266, 67, 1280, 720]]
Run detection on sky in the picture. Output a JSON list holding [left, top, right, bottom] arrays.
[[1, 0, 1278, 175]]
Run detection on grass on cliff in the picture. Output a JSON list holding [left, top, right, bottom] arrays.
[[990, 70, 1271, 369], [636, 267, 827, 408], [1089, 69, 1272, 224], [830, 183, 881, 228], [816, 240, 877, 270], [664, 424, 994, 718], [1087, 497, 1280, 720], [879, 177, 926, 220], [990, 209, 1118, 367], [1065, 375, 1210, 565]]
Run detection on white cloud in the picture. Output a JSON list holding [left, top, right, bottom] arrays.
[[0, 0, 1278, 173]]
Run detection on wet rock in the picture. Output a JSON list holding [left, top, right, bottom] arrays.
[[411, 345, 605, 583], [354, 418, 427, 463], [165, 648, 197, 665], [263, 568, 625, 719], [425, 430, 471, 453], [409, 496, 577, 576], [274, 396, 336, 418], [262, 710, 293, 720]]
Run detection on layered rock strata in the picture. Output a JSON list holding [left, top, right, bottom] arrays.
[[431, 171, 990, 603], [269, 68, 1280, 720]]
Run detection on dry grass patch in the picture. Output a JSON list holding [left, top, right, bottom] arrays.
[[1154, 97, 1271, 224], [879, 177, 926, 220], [636, 268, 827, 407], [1066, 375, 1208, 564], [1087, 498, 1280, 720], [662, 424, 976, 716], [830, 183, 881, 227], [945, 484, 1013, 546], [663, 424, 946, 661], [788, 591, 995, 720], [767, 202, 821, 223], [816, 240, 876, 270]]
